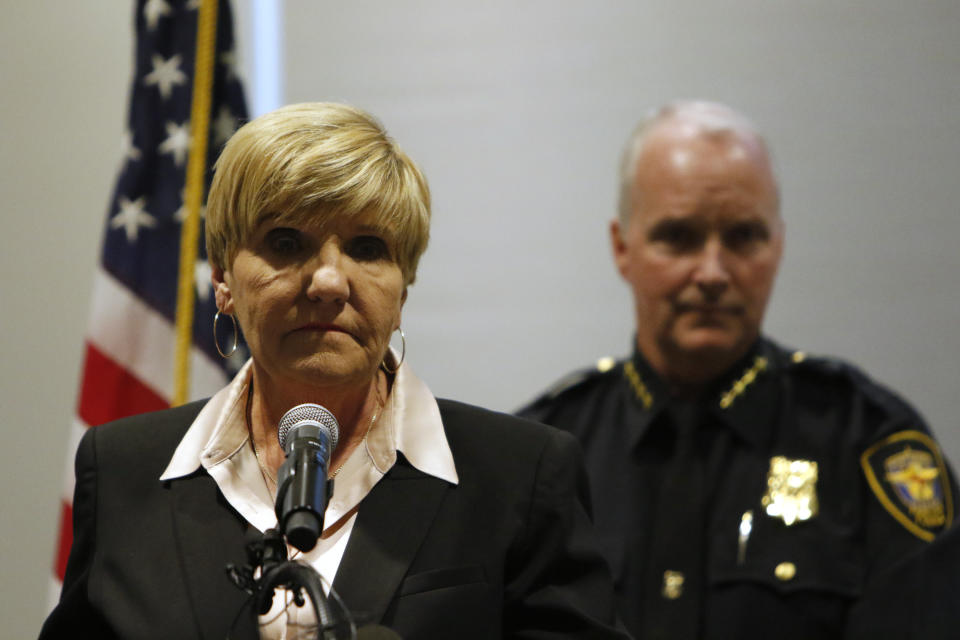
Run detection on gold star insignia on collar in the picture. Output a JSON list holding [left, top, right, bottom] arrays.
[[719, 356, 768, 409], [623, 360, 654, 409]]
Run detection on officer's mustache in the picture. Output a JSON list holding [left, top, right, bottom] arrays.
[[673, 296, 744, 314]]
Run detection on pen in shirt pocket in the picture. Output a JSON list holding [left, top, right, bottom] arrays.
[[738, 510, 753, 564]]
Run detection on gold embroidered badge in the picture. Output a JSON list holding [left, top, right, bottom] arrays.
[[761, 456, 819, 526], [861, 430, 953, 541]]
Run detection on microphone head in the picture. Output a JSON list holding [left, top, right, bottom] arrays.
[[277, 403, 340, 452]]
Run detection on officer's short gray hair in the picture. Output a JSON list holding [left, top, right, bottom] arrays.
[[617, 101, 777, 226]]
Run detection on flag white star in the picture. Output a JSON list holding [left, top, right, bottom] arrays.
[[143, 0, 172, 31], [144, 54, 186, 100], [174, 187, 206, 223], [194, 259, 213, 302], [120, 129, 141, 162], [110, 196, 157, 242], [212, 106, 238, 146], [159, 121, 191, 166]]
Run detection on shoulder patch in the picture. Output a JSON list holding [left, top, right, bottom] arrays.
[[861, 430, 953, 541]]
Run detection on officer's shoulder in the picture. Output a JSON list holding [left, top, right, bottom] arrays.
[[781, 346, 920, 420], [518, 356, 624, 415], [785, 348, 957, 541], [781, 347, 853, 379]]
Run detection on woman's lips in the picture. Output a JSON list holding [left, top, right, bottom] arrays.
[[295, 322, 351, 334]]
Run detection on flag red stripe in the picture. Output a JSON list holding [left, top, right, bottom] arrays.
[[77, 342, 169, 427], [54, 501, 73, 582]]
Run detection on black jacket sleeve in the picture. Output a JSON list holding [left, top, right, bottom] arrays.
[[503, 428, 630, 639], [40, 427, 117, 639]]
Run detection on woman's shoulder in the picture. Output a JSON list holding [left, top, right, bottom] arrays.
[[436, 397, 578, 457], [82, 400, 208, 459], [434, 399, 587, 510]]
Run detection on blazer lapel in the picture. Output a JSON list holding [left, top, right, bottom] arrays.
[[169, 472, 260, 640], [332, 462, 449, 625]]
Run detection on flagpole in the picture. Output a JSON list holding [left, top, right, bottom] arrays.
[[174, 0, 219, 406]]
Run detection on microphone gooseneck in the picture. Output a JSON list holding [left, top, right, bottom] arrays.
[[275, 403, 340, 552]]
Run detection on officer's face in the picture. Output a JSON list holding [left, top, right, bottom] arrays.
[[612, 121, 783, 385]]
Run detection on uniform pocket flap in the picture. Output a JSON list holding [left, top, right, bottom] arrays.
[[710, 517, 864, 599]]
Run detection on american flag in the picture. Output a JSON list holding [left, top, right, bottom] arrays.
[[50, 0, 248, 602]]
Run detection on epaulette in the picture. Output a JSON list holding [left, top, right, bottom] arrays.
[[785, 348, 919, 420], [783, 349, 872, 392], [782, 348, 844, 373], [536, 356, 622, 402]]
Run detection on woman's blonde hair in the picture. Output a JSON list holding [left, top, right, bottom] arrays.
[[206, 102, 431, 285]]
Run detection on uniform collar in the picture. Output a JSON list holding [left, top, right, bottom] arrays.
[[622, 338, 781, 450], [706, 339, 782, 450]]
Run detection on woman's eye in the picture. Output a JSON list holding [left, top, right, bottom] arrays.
[[347, 235, 390, 262], [265, 228, 303, 256]]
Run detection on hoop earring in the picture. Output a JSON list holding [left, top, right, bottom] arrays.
[[213, 310, 238, 358], [381, 327, 405, 374]]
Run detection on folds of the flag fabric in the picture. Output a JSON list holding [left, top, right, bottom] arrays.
[[49, 0, 249, 606]]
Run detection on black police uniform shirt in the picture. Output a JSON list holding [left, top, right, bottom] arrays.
[[518, 337, 956, 640]]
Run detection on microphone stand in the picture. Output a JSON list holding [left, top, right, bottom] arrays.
[[227, 528, 356, 639], [228, 527, 357, 639]]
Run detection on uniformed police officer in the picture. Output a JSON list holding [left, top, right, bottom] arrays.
[[519, 101, 956, 640]]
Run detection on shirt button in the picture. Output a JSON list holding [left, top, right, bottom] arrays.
[[775, 561, 797, 581], [661, 570, 685, 599]]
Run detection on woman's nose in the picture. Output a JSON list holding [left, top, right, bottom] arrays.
[[306, 244, 349, 303]]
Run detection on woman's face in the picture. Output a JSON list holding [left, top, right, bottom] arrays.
[[213, 214, 406, 390]]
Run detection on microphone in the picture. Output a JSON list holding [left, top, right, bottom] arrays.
[[276, 403, 340, 552]]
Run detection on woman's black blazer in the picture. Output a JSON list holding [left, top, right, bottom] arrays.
[[41, 398, 629, 639]]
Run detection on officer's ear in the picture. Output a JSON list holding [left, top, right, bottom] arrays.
[[610, 218, 631, 279]]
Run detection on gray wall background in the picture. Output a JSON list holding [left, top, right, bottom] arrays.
[[3, 1, 958, 635]]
